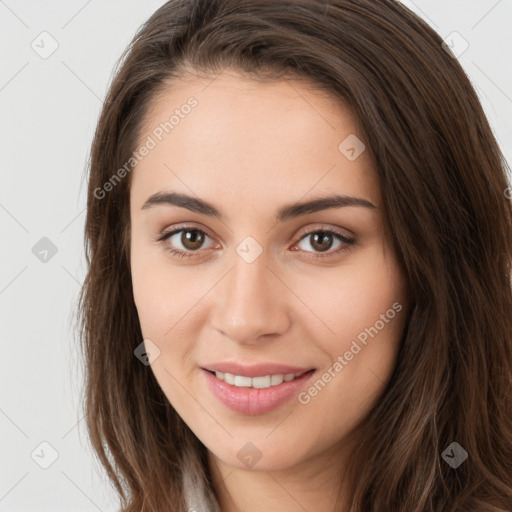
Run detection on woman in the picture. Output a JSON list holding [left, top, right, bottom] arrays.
[[77, 0, 512, 511]]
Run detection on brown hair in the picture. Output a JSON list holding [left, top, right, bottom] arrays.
[[77, 0, 512, 510]]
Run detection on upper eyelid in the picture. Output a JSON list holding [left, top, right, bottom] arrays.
[[160, 222, 353, 240], [159, 223, 215, 242]]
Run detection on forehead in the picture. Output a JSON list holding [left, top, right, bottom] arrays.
[[130, 69, 379, 216]]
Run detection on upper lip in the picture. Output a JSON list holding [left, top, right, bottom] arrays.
[[202, 362, 315, 378]]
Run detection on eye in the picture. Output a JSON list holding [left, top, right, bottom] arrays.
[[155, 224, 355, 260], [156, 226, 216, 258], [293, 228, 355, 259]]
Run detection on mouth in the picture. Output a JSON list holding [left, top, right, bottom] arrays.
[[200, 367, 317, 415], [203, 368, 313, 389]]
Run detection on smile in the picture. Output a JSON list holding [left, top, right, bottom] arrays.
[[201, 368, 316, 415], [211, 370, 307, 388]]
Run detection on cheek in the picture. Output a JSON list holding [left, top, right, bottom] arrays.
[[130, 239, 213, 359], [130, 236, 177, 338], [291, 247, 406, 346], [130, 245, 201, 405], [289, 259, 406, 441], [291, 249, 406, 409]]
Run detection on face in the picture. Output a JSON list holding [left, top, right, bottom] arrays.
[[129, 69, 409, 473]]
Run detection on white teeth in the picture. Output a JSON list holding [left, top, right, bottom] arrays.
[[214, 371, 304, 388], [234, 375, 252, 387], [270, 374, 284, 386], [252, 376, 271, 388]]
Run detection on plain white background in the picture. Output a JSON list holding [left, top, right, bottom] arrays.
[[1, 1, 511, 510]]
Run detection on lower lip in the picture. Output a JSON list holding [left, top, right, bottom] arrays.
[[201, 368, 316, 415]]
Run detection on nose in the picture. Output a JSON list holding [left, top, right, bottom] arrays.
[[210, 248, 291, 345]]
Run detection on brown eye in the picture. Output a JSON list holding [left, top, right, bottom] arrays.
[[179, 229, 206, 251], [159, 228, 215, 255], [297, 229, 353, 256], [309, 231, 336, 252]]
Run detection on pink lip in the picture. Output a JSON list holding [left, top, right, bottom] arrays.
[[202, 362, 313, 378], [200, 367, 316, 416]]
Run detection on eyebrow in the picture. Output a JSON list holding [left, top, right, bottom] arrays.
[[141, 191, 376, 222]]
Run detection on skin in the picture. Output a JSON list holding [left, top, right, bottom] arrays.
[[129, 69, 409, 512]]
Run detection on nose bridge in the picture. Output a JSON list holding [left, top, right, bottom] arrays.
[[211, 242, 289, 343]]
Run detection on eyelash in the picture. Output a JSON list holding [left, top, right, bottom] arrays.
[[155, 224, 355, 260]]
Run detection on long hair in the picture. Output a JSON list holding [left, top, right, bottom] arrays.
[[76, 1, 512, 510]]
